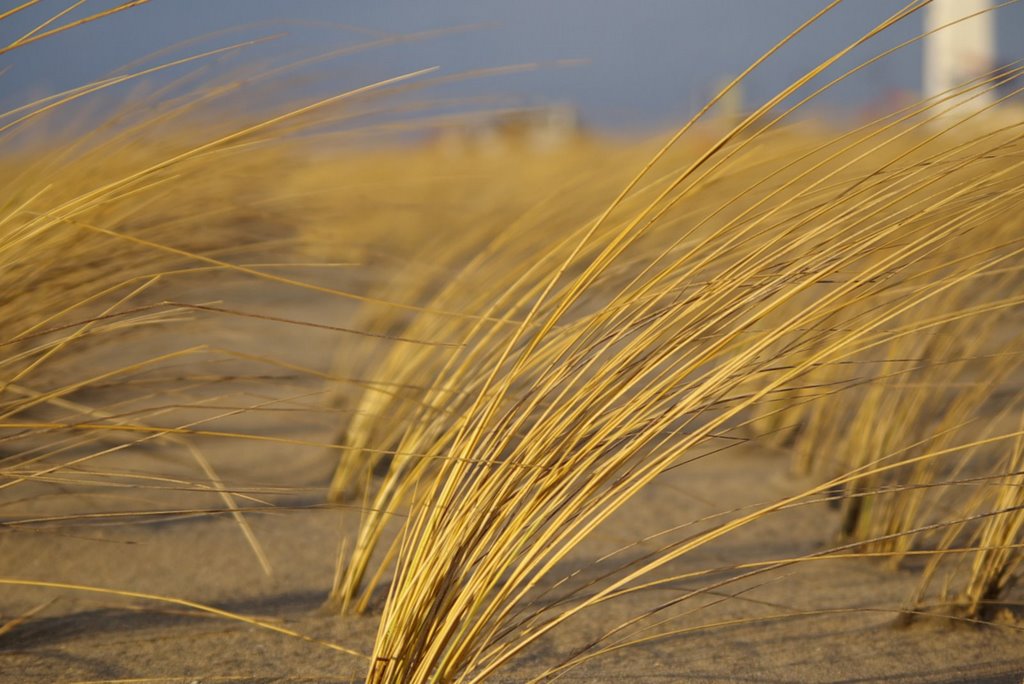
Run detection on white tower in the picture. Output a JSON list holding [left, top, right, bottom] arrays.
[[924, 0, 997, 110]]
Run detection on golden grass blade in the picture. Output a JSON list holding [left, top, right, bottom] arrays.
[[0, 578, 366, 658]]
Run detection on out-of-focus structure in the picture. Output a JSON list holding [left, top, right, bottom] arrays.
[[430, 104, 584, 156], [924, 0, 996, 111]]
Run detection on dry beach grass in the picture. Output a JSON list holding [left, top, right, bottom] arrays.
[[1, 1, 1024, 682]]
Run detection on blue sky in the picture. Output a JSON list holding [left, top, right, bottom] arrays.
[[2, 1, 1022, 130]]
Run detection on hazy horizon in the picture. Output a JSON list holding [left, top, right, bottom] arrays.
[[3, 1, 1022, 131]]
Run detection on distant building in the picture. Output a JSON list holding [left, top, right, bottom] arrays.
[[924, 0, 996, 111]]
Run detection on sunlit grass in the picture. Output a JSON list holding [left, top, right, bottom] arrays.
[[1, 1, 1023, 682]]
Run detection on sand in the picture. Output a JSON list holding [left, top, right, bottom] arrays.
[[2, 266, 1023, 683]]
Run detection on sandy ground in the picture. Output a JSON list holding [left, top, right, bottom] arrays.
[[1, 266, 1023, 683]]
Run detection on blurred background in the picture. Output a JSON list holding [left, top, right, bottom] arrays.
[[2, 0, 1023, 132]]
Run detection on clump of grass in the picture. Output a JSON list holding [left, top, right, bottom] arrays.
[[318, 142, 655, 503], [757, 71, 1024, 596], [0, 2, 463, 578], [328, 5, 1024, 680], [961, 417, 1024, 617]]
